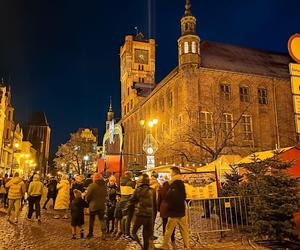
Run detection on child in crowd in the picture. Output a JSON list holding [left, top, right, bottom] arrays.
[[70, 189, 88, 239], [113, 193, 123, 238]]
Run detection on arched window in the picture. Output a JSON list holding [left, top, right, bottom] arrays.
[[184, 42, 189, 54], [192, 41, 196, 53], [179, 44, 182, 55]]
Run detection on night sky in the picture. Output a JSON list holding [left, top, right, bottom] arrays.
[[0, 0, 299, 156]]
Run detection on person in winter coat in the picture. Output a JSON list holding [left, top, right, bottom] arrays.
[[106, 175, 119, 233], [70, 175, 85, 202], [163, 167, 189, 250], [27, 174, 43, 222], [54, 175, 70, 219], [157, 180, 175, 243], [149, 171, 160, 239], [43, 176, 58, 209], [5, 172, 26, 223], [120, 171, 136, 238], [86, 172, 107, 240], [2, 174, 9, 208], [129, 174, 155, 250], [70, 189, 88, 239]]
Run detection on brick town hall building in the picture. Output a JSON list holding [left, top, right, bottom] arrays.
[[118, 0, 296, 169]]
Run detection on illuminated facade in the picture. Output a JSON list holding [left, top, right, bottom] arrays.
[[120, 0, 295, 168]]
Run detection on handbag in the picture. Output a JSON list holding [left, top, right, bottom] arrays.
[[0, 185, 6, 194]]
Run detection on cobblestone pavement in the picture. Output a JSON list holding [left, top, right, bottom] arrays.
[[0, 205, 265, 250]]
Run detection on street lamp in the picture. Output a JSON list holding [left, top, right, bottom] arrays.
[[83, 155, 90, 174], [140, 118, 159, 170]]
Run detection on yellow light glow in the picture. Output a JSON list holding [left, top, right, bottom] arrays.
[[148, 121, 153, 127], [139, 120, 145, 126], [152, 118, 158, 124], [25, 160, 29, 164], [14, 143, 20, 148], [20, 154, 24, 158], [25, 154, 30, 158]]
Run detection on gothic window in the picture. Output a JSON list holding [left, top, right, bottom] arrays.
[[127, 103, 129, 112], [179, 44, 182, 55], [223, 113, 233, 138], [153, 101, 157, 112], [168, 91, 173, 107], [127, 87, 130, 96], [160, 97, 164, 112], [258, 88, 268, 105], [240, 86, 250, 102], [184, 42, 189, 54], [6, 128, 9, 139], [241, 115, 253, 140], [220, 84, 231, 100], [141, 78, 145, 83], [200, 111, 213, 138], [192, 41, 196, 53], [130, 99, 133, 109]]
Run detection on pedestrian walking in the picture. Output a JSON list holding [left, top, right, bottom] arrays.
[[113, 193, 122, 237], [54, 175, 70, 219], [106, 175, 118, 233], [2, 174, 10, 208], [157, 179, 175, 243], [150, 171, 160, 239], [43, 176, 58, 209], [86, 172, 107, 240], [129, 174, 155, 250], [162, 167, 190, 250], [27, 174, 43, 222], [5, 172, 26, 223], [120, 171, 136, 238], [70, 189, 88, 239]]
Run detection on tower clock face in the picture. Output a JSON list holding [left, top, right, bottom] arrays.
[[134, 49, 149, 64]]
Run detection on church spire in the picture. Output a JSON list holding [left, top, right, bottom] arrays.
[[109, 96, 113, 112], [184, 0, 192, 16]]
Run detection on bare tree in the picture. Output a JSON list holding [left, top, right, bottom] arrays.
[[54, 132, 98, 175], [160, 92, 252, 164]]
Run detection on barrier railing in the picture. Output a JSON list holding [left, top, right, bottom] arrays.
[[186, 196, 254, 235]]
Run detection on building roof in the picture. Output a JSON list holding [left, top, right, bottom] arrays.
[[237, 147, 294, 164], [201, 40, 291, 78], [28, 112, 49, 126]]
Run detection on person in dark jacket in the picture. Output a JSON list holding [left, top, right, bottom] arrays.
[[120, 171, 136, 238], [83, 174, 93, 190], [86, 172, 107, 240], [106, 175, 118, 233], [163, 167, 190, 250], [71, 189, 88, 239], [157, 180, 175, 243], [129, 174, 154, 250], [43, 176, 57, 209]]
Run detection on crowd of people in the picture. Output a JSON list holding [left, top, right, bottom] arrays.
[[0, 167, 190, 250]]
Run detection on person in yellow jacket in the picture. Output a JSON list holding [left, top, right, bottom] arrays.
[[27, 174, 43, 222], [5, 172, 26, 223], [54, 175, 70, 219]]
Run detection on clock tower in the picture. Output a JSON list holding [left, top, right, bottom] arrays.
[[120, 33, 156, 118], [178, 0, 201, 69]]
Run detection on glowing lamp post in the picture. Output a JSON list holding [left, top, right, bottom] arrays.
[[140, 118, 158, 170]]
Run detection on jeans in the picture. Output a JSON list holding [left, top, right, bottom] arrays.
[[132, 216, 152, 250], [28, 195, 41, 219], [163, 216, 189, 249], [88, 210, 106, 235], [7, 199, 21, 220]]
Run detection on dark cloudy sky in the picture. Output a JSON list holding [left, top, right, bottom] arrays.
[[0, 0, 299, 156]]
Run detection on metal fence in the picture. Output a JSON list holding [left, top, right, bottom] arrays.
[[186, 196, 254, 236]]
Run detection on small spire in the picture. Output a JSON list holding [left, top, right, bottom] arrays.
[[185, 0, 192, 16], [109, 96, 113, 112]]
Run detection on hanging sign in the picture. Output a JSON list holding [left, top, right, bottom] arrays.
[[288, 34, 300, 64]]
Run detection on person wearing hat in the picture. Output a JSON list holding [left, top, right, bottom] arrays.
[[86, 172, 107, 240], [27, 174, 43, 222], [128, 174, 155, 250]]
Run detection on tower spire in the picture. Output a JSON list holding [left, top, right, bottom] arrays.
[[185, 0, 192, 16], [109, 96, 113, 112]]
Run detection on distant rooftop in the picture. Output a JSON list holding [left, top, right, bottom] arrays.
[[28, 112, 49, 126], [201, 40, 291, 78]]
